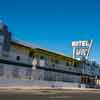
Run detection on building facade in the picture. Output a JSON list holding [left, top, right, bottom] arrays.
[[0, 21, 100, 88]]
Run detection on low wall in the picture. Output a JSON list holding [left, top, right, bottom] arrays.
[[0, 80, 80, 89]]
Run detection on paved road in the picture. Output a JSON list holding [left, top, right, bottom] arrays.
[[0, 89, 100, 100]]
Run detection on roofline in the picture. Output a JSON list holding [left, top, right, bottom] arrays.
[[11, 39, 38, 49], [11, 39, 79, 62], [35, 48, 79, 62]]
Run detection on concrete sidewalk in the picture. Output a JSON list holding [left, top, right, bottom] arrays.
[[0, 86, 99, 91]]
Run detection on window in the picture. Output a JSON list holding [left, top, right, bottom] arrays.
[[29, 51, 34, 58], [55, 60, 59, 64], [87, 63, 90, 66], [26, 68, 32, 80], [16, 56, 20, 61], [44, 71, 54, 81], [32, 56, 35, 59], [69, 67, 72, 70], [40, 56, 44, 60], [74, 62, 77, 67], [69, 61, 73, 66], [12, 67, 19, 78], [52, 64, 55, 68], [66, 62, 69, 66], [0, 65, 4, 76]]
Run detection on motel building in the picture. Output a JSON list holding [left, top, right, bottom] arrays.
[[0, 20, 100, 88]]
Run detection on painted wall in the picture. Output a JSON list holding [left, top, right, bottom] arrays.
[[0, 80, 80, 89]]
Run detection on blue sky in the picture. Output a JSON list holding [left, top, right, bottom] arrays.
[[0, 0, 100, 62]]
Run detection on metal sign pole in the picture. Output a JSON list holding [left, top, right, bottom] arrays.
[[73, 47, 75, 59], [86, 40, 93, 59]]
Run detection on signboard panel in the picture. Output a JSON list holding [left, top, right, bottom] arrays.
[[72, 40, 91, 47], [72, 40, 92, 60]]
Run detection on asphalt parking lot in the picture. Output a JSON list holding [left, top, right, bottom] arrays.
[[0, 89, 100, 100]]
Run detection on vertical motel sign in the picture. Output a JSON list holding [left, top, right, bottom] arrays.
[[72, 40, 93, 60]]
